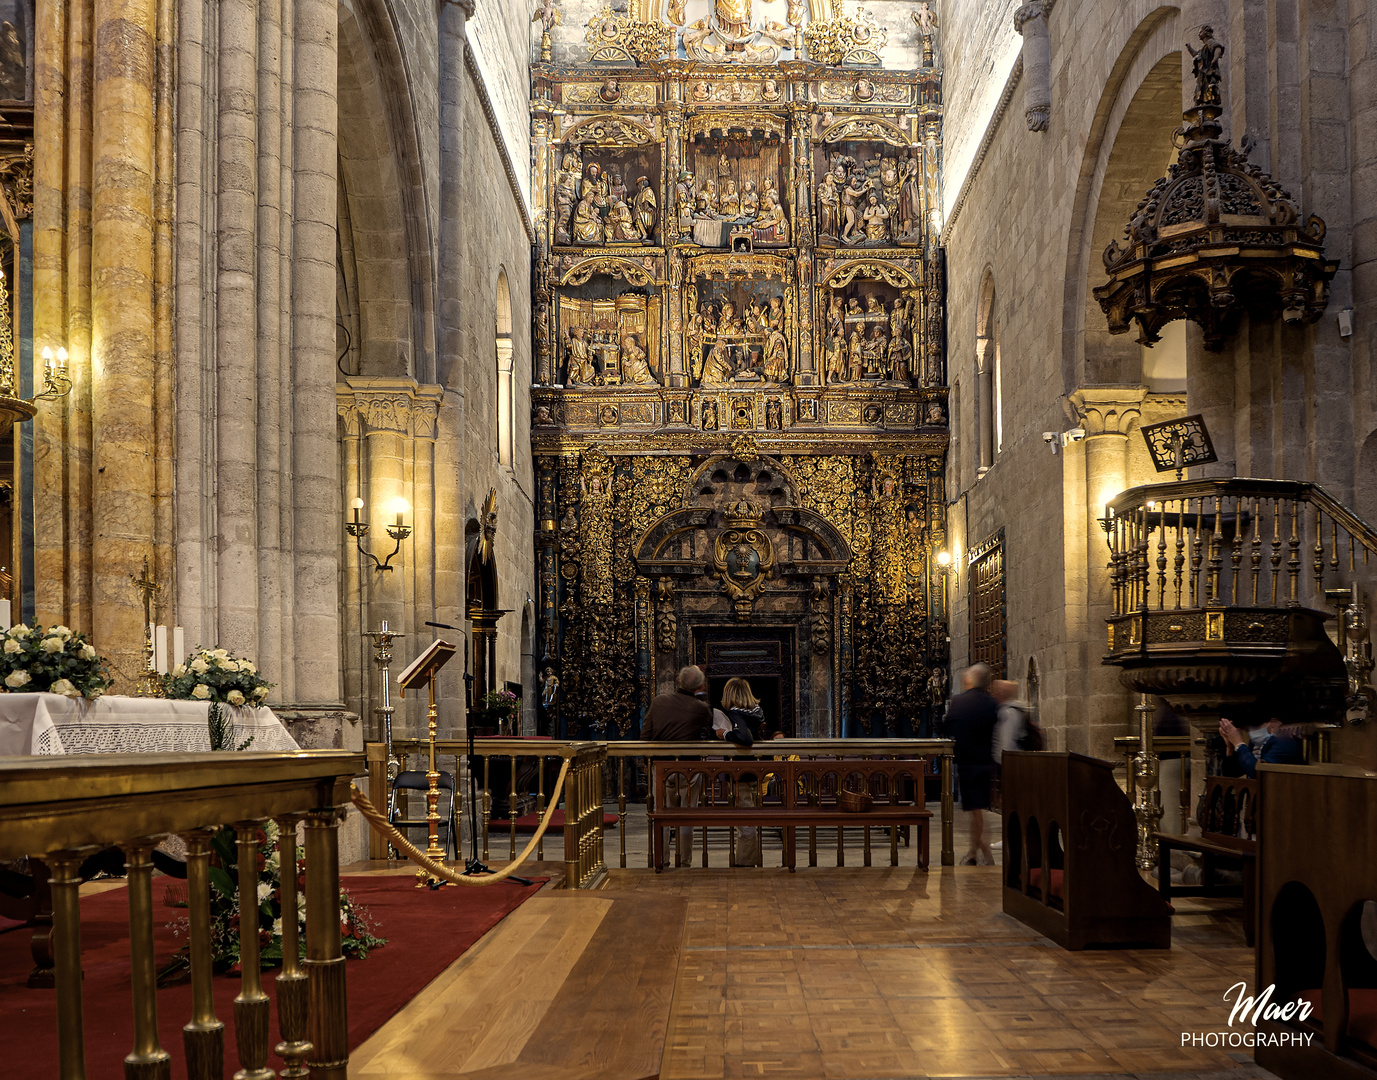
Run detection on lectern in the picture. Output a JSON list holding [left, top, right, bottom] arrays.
[[398, 638, 458, 888]]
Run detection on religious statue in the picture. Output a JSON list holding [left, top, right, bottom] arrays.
[[753, 193, 789, 243], [720, 179, 741, 217], [740, 180, 759, 219], [1187, 25, 1225, 106], [584, 162, 609, 205], [862, 195, 891, 243], [606, 199, 640, 242], [701, 342, 735, 386], [926, 400, 946, 425], [691, 80, 711, 101], [913, 1, 937, 38], [620, 334, 656, 384], [862, 323, 888, 376], [764, 329, 789, 383], [763, 77, 781, 101], [676, 168, 696, 229], [573, 191, 604, 245], [854, 78, 875, 102], [702, 400, 719, 429], [766, 295, 785, 332], [826, 294, 845, 339], [816, 172, 840, 241], [608, 171, 627, 206], [897, 157, 922, 239], [633, 176, 657, 240], [540, 667, 560, 708], [599, 78, 621, 103], [765, 398, 782, 429], [824, 334, 847, 383], [744, 299, 766, 334], [841, 172, 869, 244], [554, 153, 580, 245], [564, 326, 596, 384], [846, 328, 864, 382], [887, 312, 913, 382], [881, 158, 901, 212], [715, 0, 753, 38]]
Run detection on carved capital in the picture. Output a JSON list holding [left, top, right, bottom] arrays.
[[336, 377, 446, 440], [1013, 1, 1044, 33], [1067, 386, 1149, 438]]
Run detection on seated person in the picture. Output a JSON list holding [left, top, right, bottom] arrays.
[[1218, 709, 1305, 779]]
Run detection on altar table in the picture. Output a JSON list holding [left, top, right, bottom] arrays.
[[0, 693, 300, 756]]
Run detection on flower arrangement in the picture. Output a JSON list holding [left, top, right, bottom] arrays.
[[474, 688, 521, 734], [0, 623, 112, 699], [165, 646, 273, 706], [163, 821, 384, 980]]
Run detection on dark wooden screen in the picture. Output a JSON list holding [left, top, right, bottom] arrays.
[[969, 530, 1006, 677]]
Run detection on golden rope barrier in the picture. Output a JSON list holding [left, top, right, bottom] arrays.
[[349, 758, 570, 887]]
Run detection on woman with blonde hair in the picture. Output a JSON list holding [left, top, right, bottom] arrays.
[[718, 678, 781, 865]]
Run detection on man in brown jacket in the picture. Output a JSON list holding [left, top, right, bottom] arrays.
[[643, 665, 712, 866]]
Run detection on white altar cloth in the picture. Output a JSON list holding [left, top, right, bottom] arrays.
[[0, 694, 300, 756]]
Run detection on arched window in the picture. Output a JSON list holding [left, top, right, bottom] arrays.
[[976, 272, 998, 476], [496, 270, 514, 467]]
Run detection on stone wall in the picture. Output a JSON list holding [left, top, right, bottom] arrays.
[[942, 0, 1377, 761]]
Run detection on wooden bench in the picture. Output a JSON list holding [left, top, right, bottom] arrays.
[[1156, 774, 1258, 945], [1256, 763, 1377, 1080], [1002, 751, 1172, 950], [648, 757, 932, 871]]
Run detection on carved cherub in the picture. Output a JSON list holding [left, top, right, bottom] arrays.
[[531, 0, 562, 34], [913, 1, 937, 38]]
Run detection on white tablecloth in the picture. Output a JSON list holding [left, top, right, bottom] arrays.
[[0, 694, 300, 756]]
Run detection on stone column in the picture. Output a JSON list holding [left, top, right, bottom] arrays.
[[1184, 323, 1236, 476], [975, 336, 993, 474], [1069, 386, 1147, 758], [1013, 2, 1050, 132], [290, 0, 340, 706]]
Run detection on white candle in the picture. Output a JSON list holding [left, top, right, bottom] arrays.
[[154, 625, 168, 674], [173, 626, 185, 666], [0, 599, 10, 631]]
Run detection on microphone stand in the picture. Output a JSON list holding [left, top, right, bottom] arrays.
[[425, 621, 534, 886]]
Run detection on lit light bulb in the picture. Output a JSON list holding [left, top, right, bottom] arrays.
[[55, 347, 68, 367], [936, 551, 952, 567], [41, 345, 52, 365], [389, 497, 410, 527], [350, 497, 364, 510]]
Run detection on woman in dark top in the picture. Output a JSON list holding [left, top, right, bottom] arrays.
[[720, 678, 780, 866]]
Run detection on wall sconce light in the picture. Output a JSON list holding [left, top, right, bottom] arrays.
[[346, 496, 412, 573], [935, 549, 958, 589], [34, 346, 73, 402]]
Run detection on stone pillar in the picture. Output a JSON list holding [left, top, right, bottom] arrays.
[[1184, 323, 1236, 476], [291, 0, 340, 706], [1013, 2, 1050, 132], [975, 336, 993, 474], [1069, 386, 1147, 758]]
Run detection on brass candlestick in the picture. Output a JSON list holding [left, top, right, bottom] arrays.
[[130, 556, 163, 697], [1131, 693, 1163, 871], [363, 622, 405, 780], [417, 675, 447, 889]]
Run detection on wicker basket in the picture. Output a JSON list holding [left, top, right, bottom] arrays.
[[837, 787, 873, 813]]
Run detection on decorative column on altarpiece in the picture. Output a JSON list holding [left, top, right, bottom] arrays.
[[790, 91, 817, 385], [838, 574, 854, 737], [663, 83, 687, 387], [532, 79, 558, 386], [918, 63, 945, 387]]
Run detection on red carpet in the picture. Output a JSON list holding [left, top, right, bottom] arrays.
[[2, 873, 544, 1078]]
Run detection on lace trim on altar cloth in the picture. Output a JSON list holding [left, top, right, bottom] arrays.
[[50, 720, 299, 755]]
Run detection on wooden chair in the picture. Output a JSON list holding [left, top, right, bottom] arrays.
[[1255, 763, 1377, 1080], [1157, 774, 1258, 944], [1001, 751, 1172, 950]]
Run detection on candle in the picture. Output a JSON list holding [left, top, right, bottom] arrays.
[[154, 625, 168, 674], [350, 496, 363, 526], [0, 599, 10, 631], [173, 626, 185, 666]]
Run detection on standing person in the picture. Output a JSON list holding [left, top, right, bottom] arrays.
[[991, 679, 1033, 766], [642, 666, 713, 868], [719, 678, 779, 866], [948, 662, 999, 865]]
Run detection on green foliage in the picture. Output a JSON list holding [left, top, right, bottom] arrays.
[[166, 646, 274, 706], [0, 623, 113, 699], [207, 701, 254, 752]]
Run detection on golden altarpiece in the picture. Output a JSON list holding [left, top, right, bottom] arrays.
[[529, 0, 949, 738]]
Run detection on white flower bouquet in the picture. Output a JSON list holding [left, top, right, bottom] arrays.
[[0, 623, 112, 699], [165, 646, 273, 706]]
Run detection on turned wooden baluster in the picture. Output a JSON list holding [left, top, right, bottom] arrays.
[[1156, 504, 1168, 610], [1270, 500, 1283, 603], [1230, 496, 1244, 603], [274, 815, 311, 1079], [123, 840, 173, 1079], [1287, 500, 1302, 605], [181, 829, 225, 1080], [1313, 506, 1326, 601], [305, 807, 349, 1080], [1189, 499, 1203, 606], [1250, 498, 1263, 604], [233, 822, 275, 1080], [1173, 501, 1186, 609]]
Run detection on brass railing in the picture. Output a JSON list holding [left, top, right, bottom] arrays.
[[0, 750, 362, 1080], [1105, 478, 1377, 626], [367, 738, 608, 889], [370, 737, 956, 871]]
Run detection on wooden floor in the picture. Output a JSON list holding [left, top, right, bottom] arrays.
[[347, 863, 1276, 1080]]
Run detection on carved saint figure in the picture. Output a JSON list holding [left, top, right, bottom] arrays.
[[862, 195, 891, 242], [763, 77, 781, 101], [620, 334, 656, 384], [863, 323, 888, 376], [676, 168, 696, 227], [826, 294, 845, 339], [764, 330, 789, 383], [881, 158, 901, 211], [564, 326, 596, 384], [740, 180, 760, 219], [719, 179, 741, 217], [554, 153, 580, 245], [607, 199, 639, 242], [865, 294, 884, 314], [887, 305, 913, 382], [1187, 24, 1225, 106], [767, 295, 785, 332], [608, 171, 627, 206], [541, 667, 560, 708], [847, 328, 864, 382], [841, 172, 869, 244], [714, 0, 753, 38], [702, 400, 719, 429], [633, 176, 657, 240], [701, 342, 734, 386], [854, 78, 875, 102], [824, 334, 847, 383], [914, 1, 937, 37], [753, 193, 789, 243], [816, 172, 840, 241], [584, 162, 609, 205], [599, 78, 621, 103], [744, 299, 766, 334], [897, 157, 922, 238], [573, 192, 605, 244]]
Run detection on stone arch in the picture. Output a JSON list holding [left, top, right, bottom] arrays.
[[336, 1, 437, 381], [1059, 6, 1182, 391]]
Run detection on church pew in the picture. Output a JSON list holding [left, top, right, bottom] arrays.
[[1157, 774, 1258, 945], [1255, 763, 1377, 1080], [1001, 751, 1172, 950]]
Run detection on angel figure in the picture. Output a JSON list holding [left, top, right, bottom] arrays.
[[668, 0, 687, 24], [531, 0, 561, 34], [913, 1, 937, 38]]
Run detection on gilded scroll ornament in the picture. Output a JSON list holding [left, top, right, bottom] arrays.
[[712, 501, 776, 619], [562, 113, 656, 148], [578, 449, 615, 606], [803, 3, 887, 66], [585, 5, 675, 64]]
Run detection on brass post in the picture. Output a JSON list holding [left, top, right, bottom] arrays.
[[49, 851, 90, 1080], [940, 752, 955, 866], [305, 807, 349, 1080], [536, 754, 546, 862], [617, 755, 626, 869], [122, 839, 173, 1079], [481, 755, 491, 862], [274, 815, 312, 1078], [1131, 694, 1163, 871], [564, 751, 579, 887], [417, 677, 446, 888], [232, 822, 274, 1080], [509, 749, 518, 860], [180, 830, 224, 1080]]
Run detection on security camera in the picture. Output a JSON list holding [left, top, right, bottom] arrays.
[[1062, 427, 1086, 445], [1043, 432, 1059, 455]]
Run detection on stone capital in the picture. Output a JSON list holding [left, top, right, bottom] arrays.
[[337, 377, 446, 441], [1067, 385, 1148, 438], [1013, 2, 1045, 34]]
